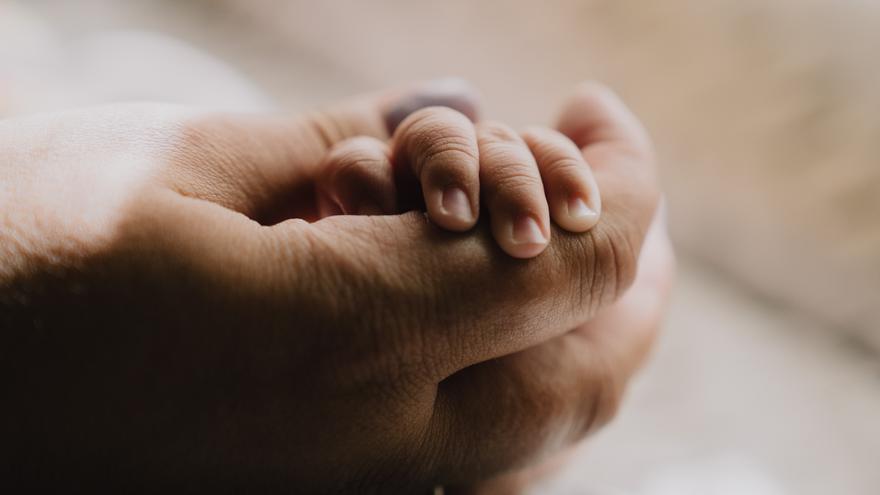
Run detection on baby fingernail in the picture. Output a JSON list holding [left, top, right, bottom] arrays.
[[512, 215, 547, 245], [441, 187, 474, 223], [567, 196, 599, 222]]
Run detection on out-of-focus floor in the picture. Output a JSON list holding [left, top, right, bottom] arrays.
[[538, 261, 880, 494], [3, 1, 879, 493]]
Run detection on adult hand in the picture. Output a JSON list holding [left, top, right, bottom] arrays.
[[0, 81, 660, 493]]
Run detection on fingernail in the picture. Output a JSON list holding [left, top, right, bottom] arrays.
[[385, 78, 480, 134], [440, 187, 474, 223], [567, 196, 599, 223], [511, 215, 547, 245]]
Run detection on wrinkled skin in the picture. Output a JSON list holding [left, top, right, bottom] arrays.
[[0, 82, 671, 493]]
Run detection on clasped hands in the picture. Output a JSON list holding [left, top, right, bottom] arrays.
[[0, 79, 673, 493]]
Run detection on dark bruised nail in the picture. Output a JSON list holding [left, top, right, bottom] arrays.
[[385, 78, 480, 134]]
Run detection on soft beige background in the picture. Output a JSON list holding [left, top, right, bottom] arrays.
[[3, 0, 879, 493]]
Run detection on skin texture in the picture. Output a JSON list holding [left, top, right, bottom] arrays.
[[0, 81, 668, 493]]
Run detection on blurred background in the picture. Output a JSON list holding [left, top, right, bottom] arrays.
[[2, 0, 878, 493]]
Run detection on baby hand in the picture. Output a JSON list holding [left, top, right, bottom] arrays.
[[315, 107, 602, 259]]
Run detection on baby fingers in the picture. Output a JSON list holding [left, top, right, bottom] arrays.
[[522, 127, 601, 233], [391, 106, 480, 231], [476, 121, 551, 259], [316, 136, 397, 217]]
